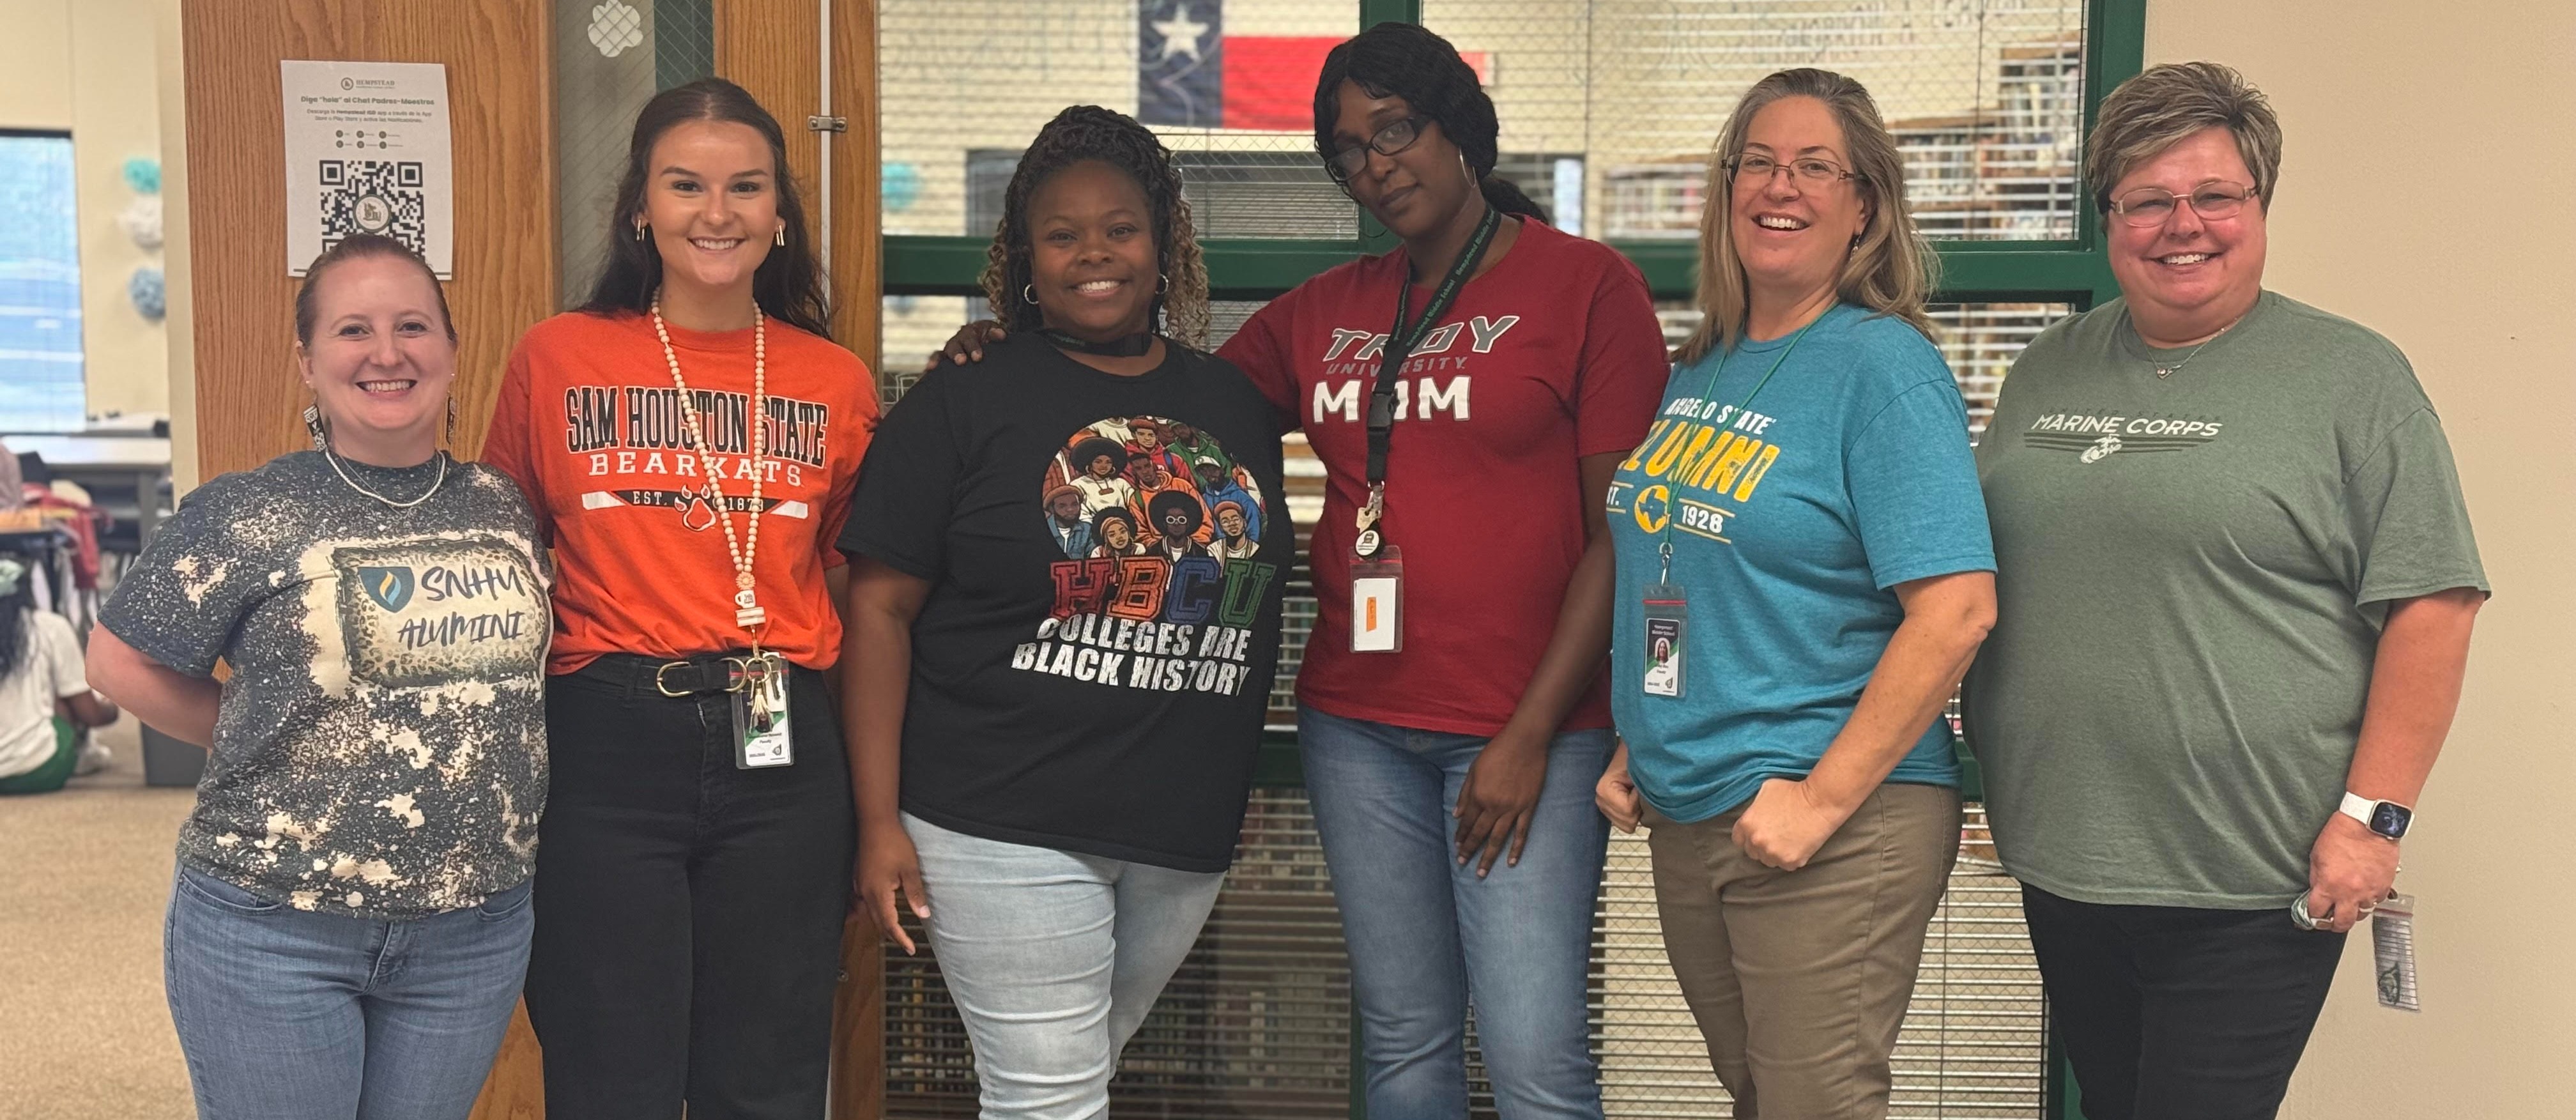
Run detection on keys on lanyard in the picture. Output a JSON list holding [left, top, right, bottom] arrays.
[[1349, 205, 1502, 652]]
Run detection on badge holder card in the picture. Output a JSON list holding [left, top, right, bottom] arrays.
[[2372, 893, 2419, 1012], [1642, 585, 1689, 698], [732, 653, 795, 769], [1351, 547, 1404, 653]]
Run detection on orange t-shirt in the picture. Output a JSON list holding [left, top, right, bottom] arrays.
[[484, 309, 878, 673]]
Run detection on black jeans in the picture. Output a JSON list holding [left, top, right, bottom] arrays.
[[2021, 884, 2345, 1120], [523, 654, 854, 1120]]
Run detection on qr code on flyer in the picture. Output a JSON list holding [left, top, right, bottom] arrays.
[[318, 160, 427, 256]]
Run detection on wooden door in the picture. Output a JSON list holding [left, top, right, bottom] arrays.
[[714, 4, 886, 1117], [180, 0, 556, 477]]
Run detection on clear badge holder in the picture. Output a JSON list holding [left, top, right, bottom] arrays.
[[2372, 893, 2419, 1011], [732, 653, 794, 769], [1642, 585, 1688, 698], [1349, 546, 1404, 653]]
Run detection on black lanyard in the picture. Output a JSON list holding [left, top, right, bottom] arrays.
[[1357, 204, 1502, 549]]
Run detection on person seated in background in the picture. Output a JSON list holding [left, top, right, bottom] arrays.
[[0, 552, 118, 795]]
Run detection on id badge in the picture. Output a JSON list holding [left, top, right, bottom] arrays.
[[1350, 546, 1404, 653], [2372, 893, 2419, 1011], [1642, 584, 1688, 698], [732, 654, 795, 769]]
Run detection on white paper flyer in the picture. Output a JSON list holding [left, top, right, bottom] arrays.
[[280, 60, 456, 279]]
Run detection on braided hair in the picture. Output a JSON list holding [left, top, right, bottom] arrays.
[[979, 105, 1209, 347]]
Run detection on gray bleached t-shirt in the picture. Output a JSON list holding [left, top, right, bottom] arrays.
[[102, 451, 550, 918], [1964, 291, 2486, 909]]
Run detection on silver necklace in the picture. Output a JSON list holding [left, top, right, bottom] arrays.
[[2151, 321, 2237, 379], [325, 449, 447, 509]]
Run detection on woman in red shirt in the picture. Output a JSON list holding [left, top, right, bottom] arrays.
[[937, 26, 1666, 1118], [482, 79, 877, 1120]]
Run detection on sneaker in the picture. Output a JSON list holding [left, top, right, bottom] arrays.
[[74, 740, 112, 776]]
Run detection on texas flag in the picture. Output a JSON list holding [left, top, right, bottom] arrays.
[[1140, 1, 1336, 130], [1139, 1, 1223, 127]]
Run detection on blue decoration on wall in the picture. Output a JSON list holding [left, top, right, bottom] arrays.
[[128, 266, 165, 320], [883, 162, 921, 212], [121, 157, 161, 196]]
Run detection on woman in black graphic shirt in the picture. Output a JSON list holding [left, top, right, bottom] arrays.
[[839, 105, 1290, 1119]]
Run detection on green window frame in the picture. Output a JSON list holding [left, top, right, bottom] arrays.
[[877, 4, 2145, 1116]]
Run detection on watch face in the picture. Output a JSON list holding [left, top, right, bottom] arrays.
[[2371, 802, 2412, 838]]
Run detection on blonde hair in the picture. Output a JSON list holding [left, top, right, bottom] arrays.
[[1675, 69, 1936, 365], [2087, 61, 2282, 213]]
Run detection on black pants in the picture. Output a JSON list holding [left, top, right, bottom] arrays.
[[523, 655, 855, 1120], [2021, 884, 2345, 1120]]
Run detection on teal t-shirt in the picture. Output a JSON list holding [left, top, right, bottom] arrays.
[[1964, 291, 2487, 909], [1609, 303, 1993, 824]]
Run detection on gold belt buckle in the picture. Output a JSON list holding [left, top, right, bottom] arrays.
[[654, 660, 696, 697]]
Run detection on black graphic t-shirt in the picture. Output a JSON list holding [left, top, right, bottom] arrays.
[[100, 452, 550, 918], [841, 335, 1289, 871]]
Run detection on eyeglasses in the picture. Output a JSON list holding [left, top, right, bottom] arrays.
[[1326, 116, 1431, 181], [2107, 180, 2257, 227], [1726, 153, 1862, 187]]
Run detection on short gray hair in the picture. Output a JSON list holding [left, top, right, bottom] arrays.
[[2086, 61, 2283, 212]]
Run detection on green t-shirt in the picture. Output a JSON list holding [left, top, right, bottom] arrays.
[[1963, 291, 2486, 909]]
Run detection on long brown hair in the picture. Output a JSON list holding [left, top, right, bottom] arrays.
[[581, 78, 832, 339], [1675, 68, 1936, 364]]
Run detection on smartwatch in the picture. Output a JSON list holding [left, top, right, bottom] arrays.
[[2340, 792, 2412, 840]]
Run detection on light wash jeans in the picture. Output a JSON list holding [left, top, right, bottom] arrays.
[[163, 865, 534, 1120], [904, 812, 1229, 1120], [1298, 705, 1614, 1119]]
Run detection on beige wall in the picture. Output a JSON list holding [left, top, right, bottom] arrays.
[[155, 0, 192, 491], [0, 1, 73, 127], [0, 0, 171, 424], [2146, 1, 2576, 1114]]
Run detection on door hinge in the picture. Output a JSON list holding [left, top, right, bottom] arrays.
[[807, 115, 848, 134]]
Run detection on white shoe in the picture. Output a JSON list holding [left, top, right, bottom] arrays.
[[73, 740, 111, 776]]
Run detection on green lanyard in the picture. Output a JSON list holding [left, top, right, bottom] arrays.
[[1655, 316, 1817, 584]]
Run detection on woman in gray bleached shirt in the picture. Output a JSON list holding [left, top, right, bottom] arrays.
[[88, 234, 551, 1120]]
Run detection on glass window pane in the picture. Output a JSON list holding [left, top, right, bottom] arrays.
[[1425, 0, 2089, 242], [0, 134, 82, 433], [555, 0, 716, 307], [878, 0, 1359, 239]]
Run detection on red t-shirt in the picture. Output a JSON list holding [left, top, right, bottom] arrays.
[[484, 310, 878, 673], [1220, 220, 1667, 735]]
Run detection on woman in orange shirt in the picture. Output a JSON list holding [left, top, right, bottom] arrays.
[[482, 79, 877, 1120]]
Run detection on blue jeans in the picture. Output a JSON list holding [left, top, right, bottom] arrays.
[[1297, 705, 1614, 1119], [164, 865, 534, 1120], [905, 812, 1228, 1120]]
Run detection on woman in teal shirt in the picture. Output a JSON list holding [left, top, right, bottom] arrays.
[[1593, 68, 1997, 1120]]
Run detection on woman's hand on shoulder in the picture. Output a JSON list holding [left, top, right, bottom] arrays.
[[925, 321, 1009, 372]]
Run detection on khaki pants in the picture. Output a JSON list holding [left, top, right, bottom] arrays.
[[1644, 782, 1961, 1120]]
